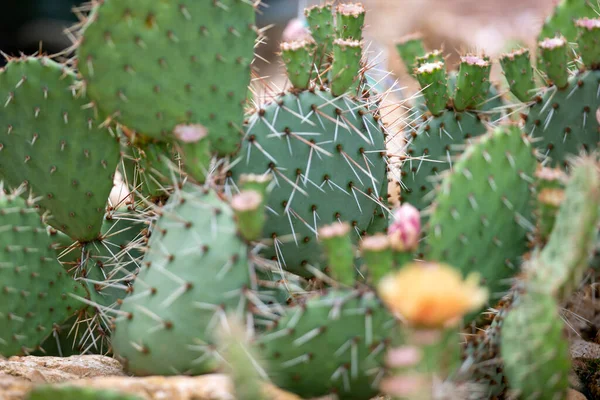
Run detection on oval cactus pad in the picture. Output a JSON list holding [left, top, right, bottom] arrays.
[[77, 0, 257, 155]]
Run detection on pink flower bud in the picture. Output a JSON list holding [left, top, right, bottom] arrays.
[[388, 203, 421, 252]]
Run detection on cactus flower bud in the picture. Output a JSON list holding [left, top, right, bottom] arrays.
[[388, 203, 421, 252]]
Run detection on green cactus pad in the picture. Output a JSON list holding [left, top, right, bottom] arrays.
[[0, 56, 120, 242], [539, 37, 569, 89], [112, 184, 250, 376], [533, 166, 568, 243], [401, 110, 487, 211], [331, 39, 363, 97], [538, 0, 597, 44], [27, 386, 143, 400], [230, 90, 388, 277], [77, 0, 256, 155], [336, 3, 365, 41], [415, 62, 449, 116], [305, 4, 335, 72], [415, 50, 445, 68], [281, 40, 316, 91], [576, 18, 600, 69], [523, 69, 600, 169], [0, 192, 87, 356], [501, 290, 571, 399], [529, 157, 600, 301], [395, 33, 426, 76], [499, 48, 536, 103], [453, 55, 492, 112], [259, 290, 401, 399], [426, 124, 537, 299]]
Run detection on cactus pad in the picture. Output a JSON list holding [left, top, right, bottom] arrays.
[[112, 185, 250, 376], [523, 69, 600, 168], [0, 57, 120, 242], [426, 125, 537, 298], [501, 290, 571, 399], [77, 0, 257, 155], [259, 290, 400, 399], [0, 192, 87, 356], [230, 90, 388, 276], [401, 110, 488, 211]]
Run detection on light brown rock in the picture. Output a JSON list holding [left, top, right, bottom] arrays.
[[0, 374, 33, 400], [0, 355, 125, 384], [48, 374, 301, 400], [0, 355, 302, 400], [568, 389, 588, 400], [571, 339, 600, 359]]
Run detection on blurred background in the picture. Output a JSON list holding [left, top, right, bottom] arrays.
[[0, 0, 558, 88]]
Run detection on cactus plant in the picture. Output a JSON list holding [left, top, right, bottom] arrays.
[[111, 184, 253, 376], [425, 124, 537, 300], [228, 7, 390, 277], [76, 0, 258, 165], [259, 289, 401, 400], [500, 18, 600, 169], [0, 189, 88, 356], [400, 56, 495, 212], [0, 56, 120, 242]]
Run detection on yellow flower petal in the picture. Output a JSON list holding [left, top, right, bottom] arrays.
[[377, 262, 488, 328]]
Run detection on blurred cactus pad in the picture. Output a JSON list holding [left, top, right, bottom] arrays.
[[0, 0, 598, 399]]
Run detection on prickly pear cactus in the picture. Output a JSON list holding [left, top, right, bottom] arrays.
[[501, 18, 600, 169], [229, 6, 389, 277], [501, 290, 571, 399], [70, 210, 147, 313], [77, 0, 257, 156], [120, 137, 178, 201], [400, 57, 492, 212], [0, 190, 88, 356], [425, 124, 537, 299], [259, 290, 400, 400], [112, 184, 251, 376], [0, 56, 120, 242], [538, 0, 598, 43]]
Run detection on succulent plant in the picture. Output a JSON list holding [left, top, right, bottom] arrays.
[[500, 18, 600, 169], [228, 5, 390, 277]]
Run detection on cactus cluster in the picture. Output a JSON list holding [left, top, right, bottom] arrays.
[[0, 1, 599, 400]]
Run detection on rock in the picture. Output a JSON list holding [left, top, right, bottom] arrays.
[[0, 356, 302, 400], [571, 340, 600, 359], [568, 389, 588, 400], [38, 374, 301, 400], [0, 374, 33, 400], [0, 355, 125, 383]]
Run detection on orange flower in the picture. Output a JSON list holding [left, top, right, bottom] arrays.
[[377, 262, 488, 328]]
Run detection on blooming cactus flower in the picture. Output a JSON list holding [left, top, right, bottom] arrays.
[[388, 203, 421, 252], [377, 262, 488, 328]]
